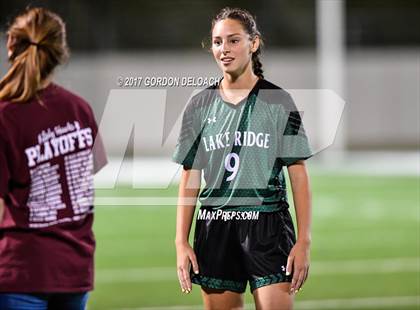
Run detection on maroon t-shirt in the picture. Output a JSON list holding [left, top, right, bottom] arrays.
[[0, 83, 107, 293]]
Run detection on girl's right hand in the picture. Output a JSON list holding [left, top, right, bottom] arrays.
[[176, 241, 199, 294]]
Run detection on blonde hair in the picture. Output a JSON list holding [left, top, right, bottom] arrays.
[[0, 7, 69, 102]]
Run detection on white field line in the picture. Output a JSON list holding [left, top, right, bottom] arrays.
[[93, 195, 420, 213], [116, 295, 420, 310], [94, 197, 179, 206], [96, 257, 420, 283], [95, 152, 420, 190], [94, 195, 419, 208]]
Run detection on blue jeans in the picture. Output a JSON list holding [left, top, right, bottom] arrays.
[[0, 293, 89, 310]]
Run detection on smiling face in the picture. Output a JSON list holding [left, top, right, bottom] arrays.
[[211, 18, 259, 79]]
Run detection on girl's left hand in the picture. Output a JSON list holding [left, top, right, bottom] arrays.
[[285, 240, 311, 294]]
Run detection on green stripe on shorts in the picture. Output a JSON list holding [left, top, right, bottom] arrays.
[[191, 274, 246, 293], [250, 272, 290, 292]]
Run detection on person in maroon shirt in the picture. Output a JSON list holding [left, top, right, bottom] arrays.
[[0, 7, 106, 310]]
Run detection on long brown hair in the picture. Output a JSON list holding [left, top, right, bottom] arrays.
[[211, 7, 264, 79], [0, 7, 69, 103]]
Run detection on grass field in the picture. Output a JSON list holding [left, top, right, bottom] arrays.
[[88, 174, 419, 309]]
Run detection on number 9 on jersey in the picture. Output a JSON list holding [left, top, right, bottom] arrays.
[[224, 153, 240, 181]]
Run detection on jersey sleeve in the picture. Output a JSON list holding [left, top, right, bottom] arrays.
[[172, 99, 206, 170], [277, 93, 314, 166]]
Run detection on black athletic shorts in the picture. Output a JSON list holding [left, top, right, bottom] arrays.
[[191, 207, 296, 293]]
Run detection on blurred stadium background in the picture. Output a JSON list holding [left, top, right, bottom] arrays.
[[0, 0, 419, 309]]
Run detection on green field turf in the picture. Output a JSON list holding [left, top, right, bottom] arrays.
[[89, 174, 419, 309]]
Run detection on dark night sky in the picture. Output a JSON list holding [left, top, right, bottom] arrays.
[[0, 0, 419, 51]]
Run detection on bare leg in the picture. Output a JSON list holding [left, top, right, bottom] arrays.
[[253, 282, 294, 310], [201, 288, 244, 310]]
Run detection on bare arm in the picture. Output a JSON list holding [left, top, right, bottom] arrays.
[[288, 160, 312, 244], [175, 168, 201, 244], [285, 160, 312, 294], [175, 168, 201, 294], [0, 198, 4, 222]]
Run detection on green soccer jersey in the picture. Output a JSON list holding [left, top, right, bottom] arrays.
[[173, 79, 313, 211]]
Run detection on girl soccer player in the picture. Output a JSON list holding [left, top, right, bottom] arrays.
[[0, 7, 106, 309], [174, 7, 314, 310]]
